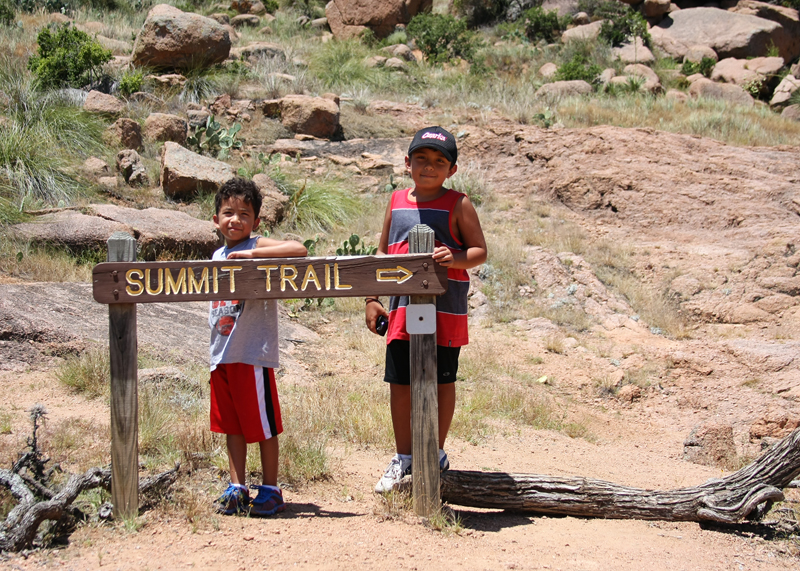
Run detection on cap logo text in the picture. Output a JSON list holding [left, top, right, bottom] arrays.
[[421, 132, 447, 142]]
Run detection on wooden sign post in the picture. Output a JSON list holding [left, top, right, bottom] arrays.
[[106, 232, 139, 520], [408, 225, 440, 517], [94, 229, 448, 518]]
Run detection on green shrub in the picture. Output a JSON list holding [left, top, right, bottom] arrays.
[[680, 56, 716, 78], [264, 0, 279, 12], [555, 53, 602, 83], [117, 69, 143, 97], [599, 8, 650, 47], [28, 24, 112, 89], [522, 6, 569, 44], [407, 13, 479, 64], [0, 0, 15, 26]]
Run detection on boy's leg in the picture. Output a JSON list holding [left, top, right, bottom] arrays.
[[259, 436, 279, 487], [226, 434, 248, 486], [437, 383, 456, 449], [390, 383, 412, 455]]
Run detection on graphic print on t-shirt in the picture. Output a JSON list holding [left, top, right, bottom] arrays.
[[210, 300, 241, 336]]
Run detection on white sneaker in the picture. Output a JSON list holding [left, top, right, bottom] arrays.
[[374, 454, 412, 493]]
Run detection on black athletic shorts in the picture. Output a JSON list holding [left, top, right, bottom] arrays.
[[383, 339, 461, 385]]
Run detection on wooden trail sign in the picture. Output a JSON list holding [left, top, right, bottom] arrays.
[[96, 231, 448, 520], [93, 254, 447, 304]]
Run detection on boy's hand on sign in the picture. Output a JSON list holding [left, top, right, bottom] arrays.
[[226, 250, 254, 259], [432, 246, 454, 267]]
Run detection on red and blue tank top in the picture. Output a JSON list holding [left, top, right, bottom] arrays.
[[386, 188, 470, 347]]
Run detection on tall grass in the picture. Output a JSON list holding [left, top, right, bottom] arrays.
[[283, 179, 360, 233], [0, 61, 105, 213]]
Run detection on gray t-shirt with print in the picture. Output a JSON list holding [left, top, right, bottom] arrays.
[[209, 236, 279, 371]]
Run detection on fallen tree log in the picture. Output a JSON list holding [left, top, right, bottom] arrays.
[[439, 428, 800, 523]]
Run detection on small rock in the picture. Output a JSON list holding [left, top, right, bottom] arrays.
[[535, 80, 593, 98], [231, 14, 261, 28], [538, 62, 558, 79], [770, 75, 800, 108], [146, 73, 187, 88], [750, 408, 800, 441], [572, 11, 589, 25], [187, 109, 211, 128], [688, 77, 754, 106], [98, 176, 118, 190], [83, 157, 110, 178], [617, 384, 641, 403], [84, 90, 125, 115], [249, 0, 267, 15], [384, 57, 407, 71], [311, 17, 329, 29], [144, 113, 188, 144], [160, 142, 236, 200], [365, 55, 388, 68], [210, 13, 230, 25], [106, 118, 143, 150], [684, 423, 736, 468], [116, 149, 149, 186], [684, 45, 718, 64]]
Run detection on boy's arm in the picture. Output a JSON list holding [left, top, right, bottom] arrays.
[[226, 237, 308, 259], [432, 195, 487, 270], [365, 200, 392, 333]]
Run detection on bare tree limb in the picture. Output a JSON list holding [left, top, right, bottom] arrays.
[[439, 428, 800, 523]]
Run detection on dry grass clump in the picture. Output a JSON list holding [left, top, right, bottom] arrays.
[[557, 95, 800, 147], [56, 345, 110, 398], [0, 239, 98, 282]]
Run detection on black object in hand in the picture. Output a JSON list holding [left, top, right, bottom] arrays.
[[376, 315, 388, 336]]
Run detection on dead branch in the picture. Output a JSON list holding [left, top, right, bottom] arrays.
[[0, 463, 180, 553], [438, 428, 800, 523]]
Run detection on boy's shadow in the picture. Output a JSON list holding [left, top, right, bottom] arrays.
[[280, 502, 360, 519]]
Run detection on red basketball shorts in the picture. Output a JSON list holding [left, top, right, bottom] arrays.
[[210, 363, 283, 443]]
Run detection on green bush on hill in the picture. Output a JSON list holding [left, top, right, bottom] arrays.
[[407, 12, 479, 64], [599, 7, 650, 47], [555, 53, 602, 83], [522, 6, 570, 44], [0, 0, 14, 26], [681, 57, 716, 78], [27, 24, 113, 89], [454, 0, 510, 27]]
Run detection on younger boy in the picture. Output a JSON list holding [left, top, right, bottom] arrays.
[[365, 126, 487, 493], [209, 177, 307, 515]]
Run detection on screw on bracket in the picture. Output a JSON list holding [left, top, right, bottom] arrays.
[[422, 280, 429, 288], [113, 289, 119, 300], [112, 270, 119, 282]]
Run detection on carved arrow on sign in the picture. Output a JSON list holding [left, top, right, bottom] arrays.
[[376, 265, 413, 284]]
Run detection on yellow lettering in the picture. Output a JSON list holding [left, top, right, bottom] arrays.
[[257, 265, 279, 292], [188, 267, 209, 294], [334, 263, 352, 290], [281, 265, 299, 292], [324, 264, 331, 290], [125, 269, 144, 296], [213, 266, 219, 294], [221, 266, 242, 293], [301, 264, 322, 291], [165, 267, 187, 295], [145, 268, 163, 295]]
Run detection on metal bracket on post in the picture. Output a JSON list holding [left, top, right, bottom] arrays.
[[408, 224, 440, 517], [107, 231, 139, 520]]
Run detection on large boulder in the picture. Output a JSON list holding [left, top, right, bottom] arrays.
[[86, 204, 219, 259], [9, 211, 132, 252], [642, 0, 670, 18], [160, 142, 236, 200], [724, 0, 800, 62], [651, 7, 792, 61], [535, 80, 593, 98], [688, 77, 755, 106], [710, 57, 784, 94], [144, 113, 188, 144], [280, 94, 340, 139], [325, 0, 432, 39], [132, 4, 231, 70]]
